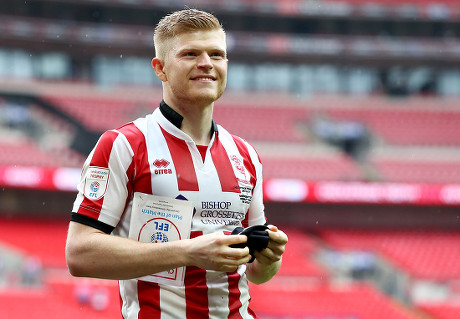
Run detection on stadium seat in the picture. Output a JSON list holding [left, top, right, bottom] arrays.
[[319, 229, 460, 280]]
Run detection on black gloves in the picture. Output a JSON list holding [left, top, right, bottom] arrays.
[[230, 225, 270, 263]]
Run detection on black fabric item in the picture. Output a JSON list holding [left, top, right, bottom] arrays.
[[159, 100, 219, 134], [71, 213, 114, 234], [230, 225, 270, 263]]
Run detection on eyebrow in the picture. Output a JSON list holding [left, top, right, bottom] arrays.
[[177, 47, 227, 56]]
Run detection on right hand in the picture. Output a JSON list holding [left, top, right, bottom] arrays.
[[185, 233, 252, 272]]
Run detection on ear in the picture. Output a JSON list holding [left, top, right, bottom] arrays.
[[152, 58, 167, 82]]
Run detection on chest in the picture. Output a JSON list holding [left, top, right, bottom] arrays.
[[132, 127, 255, 233]]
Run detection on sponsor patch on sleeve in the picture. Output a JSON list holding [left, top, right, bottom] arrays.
[[83, 166, 110, 200]]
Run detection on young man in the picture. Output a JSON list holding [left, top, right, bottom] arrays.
[[66, 8, 288, 318]]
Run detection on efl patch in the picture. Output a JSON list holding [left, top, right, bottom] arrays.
[[83, 166, 110, 200]]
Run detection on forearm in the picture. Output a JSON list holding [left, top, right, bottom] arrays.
[[66, 221, 189, 280], [245, 258, 282, 285], [66, 221, 252, 280]]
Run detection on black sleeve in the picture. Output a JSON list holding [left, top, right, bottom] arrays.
[[71, 213, 115, 234]]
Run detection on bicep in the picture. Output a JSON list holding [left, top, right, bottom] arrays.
[[66, 221, 105, 259], [65, 221, 109, 276]]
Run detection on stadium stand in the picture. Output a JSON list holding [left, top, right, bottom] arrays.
[[43, 95, 140, 133], [274, 228, 327, 278], [0, 0, 459, 318], [29, 91, 449, 145], [322, 107, 460, 147], [0, 217, 120, 318], [318, 229, 460, 280], [419, 304, 460, 319], [3, 78, 460, 183], [261, 155, 363, 181], [249, 280, 422, 319], [0, 140, 63, 167], [315, 229, 460, 318], [371, 159, 460, 183]]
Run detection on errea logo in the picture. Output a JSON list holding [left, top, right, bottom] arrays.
[[153, 159, 173, 175]]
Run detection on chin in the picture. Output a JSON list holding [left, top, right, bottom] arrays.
[[192, 96, 219, 107], [192, 91, 223, 105]]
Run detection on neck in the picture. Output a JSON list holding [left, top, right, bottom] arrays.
[[164, 98, 214, 146]]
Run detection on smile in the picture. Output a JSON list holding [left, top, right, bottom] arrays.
[[191, 76, 216, 81]]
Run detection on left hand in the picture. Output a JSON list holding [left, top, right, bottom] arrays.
[[253, 225, 288, 265]]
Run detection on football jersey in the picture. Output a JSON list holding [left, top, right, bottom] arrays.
[[72, 102, 266, 319]]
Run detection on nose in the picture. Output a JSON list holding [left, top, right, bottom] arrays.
[[197, 53, 213, 70]]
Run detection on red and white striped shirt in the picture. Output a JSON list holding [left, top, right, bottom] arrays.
[[72, 103, 266, 318]]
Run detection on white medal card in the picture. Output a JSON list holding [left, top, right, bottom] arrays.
[[129, 192, 194, 286]]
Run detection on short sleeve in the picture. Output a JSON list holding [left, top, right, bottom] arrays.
[[72, 129, 134, 228]]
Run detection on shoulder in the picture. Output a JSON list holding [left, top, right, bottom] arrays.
[[117, 121, 143, 139], [233, 135, 261, 164], [218, 124, 261, 164], [88, 122, 145, 165], [113, 117, 150, 149]]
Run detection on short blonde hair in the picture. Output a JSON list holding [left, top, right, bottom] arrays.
[[153, 8, 224, 60]]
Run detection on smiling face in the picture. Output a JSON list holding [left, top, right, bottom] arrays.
[[153, 29, 228, 109]]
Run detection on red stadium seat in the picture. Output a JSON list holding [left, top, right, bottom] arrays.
[[419, 304, 460, 319], [249, 281, 419, 319], [261, 155, 363, 181], [371, 159, 460, 183], [44, 95, 139, 132], [0, 140, 84, 168], [276, 228, 328, 278], [319, 229, 460, 280]]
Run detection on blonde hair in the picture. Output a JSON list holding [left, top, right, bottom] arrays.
[[153, 8, 224, 60]]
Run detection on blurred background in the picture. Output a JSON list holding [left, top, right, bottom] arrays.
[[0, 0, 460, 318]]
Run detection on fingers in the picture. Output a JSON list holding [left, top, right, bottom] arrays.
[[225, 245, 250, 259], [225, 248, 251, 268], [251, 225, 288, 265], [214, 246, 252, 273], [254, 244, 283, 265], [211, 234, 251, 272], [214, 256, 247, 272], [224, 234, 248, 246], [253, 250, 276, 265], [217, 234, 250, 257], [267, 225, 288, 245]]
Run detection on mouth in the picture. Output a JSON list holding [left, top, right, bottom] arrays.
[[191, 76, 216, 82]]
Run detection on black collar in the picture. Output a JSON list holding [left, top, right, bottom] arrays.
[[159, 100, 218, 134]]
